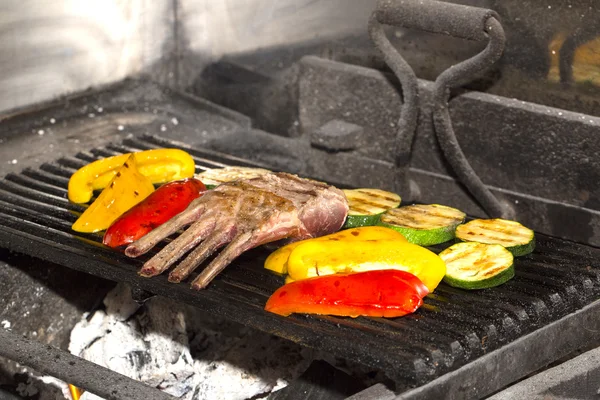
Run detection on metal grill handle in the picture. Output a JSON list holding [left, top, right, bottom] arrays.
[[373, 0, 499, 41], [368, 4, 419, 196], [370, 0, 513, 218]]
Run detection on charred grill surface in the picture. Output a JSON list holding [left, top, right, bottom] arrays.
[[1, 134, 600, 389]]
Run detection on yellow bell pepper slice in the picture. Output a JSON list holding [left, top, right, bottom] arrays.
[[286, 239, 446, 292], [265, 247, 295, 275], [72, 154, 155, 233], [68, 148, 195, 203], [264, 226, 407, 275]]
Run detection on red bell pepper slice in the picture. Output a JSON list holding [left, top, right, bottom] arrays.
[[103, 178, 206, 248], [265, 270, 429, 318]]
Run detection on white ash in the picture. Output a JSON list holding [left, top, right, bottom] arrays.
[[13, 374, 70, 400], [69, 283, 313, 400]]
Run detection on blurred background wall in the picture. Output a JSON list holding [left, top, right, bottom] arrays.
[[0, 0, 598, 115]]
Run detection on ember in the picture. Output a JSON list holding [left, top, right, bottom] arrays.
[[69, 284, 312, 399]]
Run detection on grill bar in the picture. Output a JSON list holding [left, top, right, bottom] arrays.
[[0, 328, 175, 400], [1, 134, 599, 390]]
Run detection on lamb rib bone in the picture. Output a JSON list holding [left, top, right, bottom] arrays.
[[125, 172, 349, 290]]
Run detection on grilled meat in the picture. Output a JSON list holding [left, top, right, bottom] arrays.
[[125, 172, 349, 289]]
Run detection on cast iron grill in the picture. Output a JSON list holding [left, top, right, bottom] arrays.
[[1, 134, 600, 389]]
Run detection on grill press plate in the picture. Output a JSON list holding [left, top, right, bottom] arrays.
[[1, 134, 599, 387]]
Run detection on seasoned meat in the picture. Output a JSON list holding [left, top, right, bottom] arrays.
[[125, 172, 349, 289]]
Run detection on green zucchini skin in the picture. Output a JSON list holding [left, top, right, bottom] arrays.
[[342, 188, 401, 229], [378, 204, 466, 246], [443, 264, 515, 290], [343, 214, 382, 229], [382, 224, 458, 246], [506, 236, 536, 257]]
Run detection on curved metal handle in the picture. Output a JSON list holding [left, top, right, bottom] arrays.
[[368, 5, 420, 194], [370, 0, 512, 218], [432, 16, 512, 218], [368, 11, 419, 170], [373, 0, 499, 41]]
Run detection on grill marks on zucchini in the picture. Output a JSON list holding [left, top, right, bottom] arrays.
[[379, 204, 465, 246], [342, 189, 401, 228], [456, 218, 535, 256], [440, 218, 534, 290], [440, 242, 514, 289], [382, 204, 464, 229], [345, 189, 401, 216]]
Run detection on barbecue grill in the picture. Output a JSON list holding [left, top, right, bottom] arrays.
[[1, 1, 600, 399]]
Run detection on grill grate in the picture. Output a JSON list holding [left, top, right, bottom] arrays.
[[1, 134, 599, 387]]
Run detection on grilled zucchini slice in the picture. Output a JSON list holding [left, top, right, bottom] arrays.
[[195, 166, 272, 188], [342, 189, 401, 228], [378, 204, 465, 246], [455, 218, 535, 256], [439, 242, 514, 290]]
